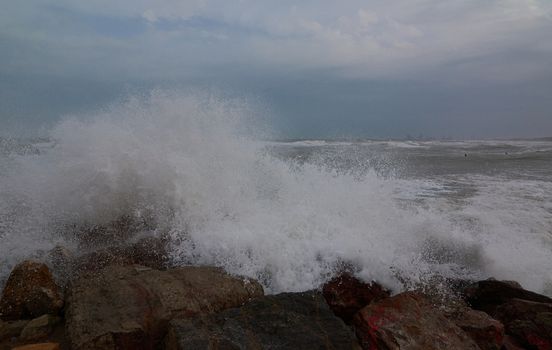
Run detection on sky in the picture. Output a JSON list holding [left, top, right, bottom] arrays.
[[1, 0, 552, 139]]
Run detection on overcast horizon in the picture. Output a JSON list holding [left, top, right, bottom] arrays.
[[1, 0, 552, 139]]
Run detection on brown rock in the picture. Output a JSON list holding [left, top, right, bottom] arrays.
[[20, 314, 61, 341], [449, 308, 504, 350], [463, 280, 552, 314], [353, 291, 480, 350], [493, 298, 552, 350], [322, 273, 390, 323], [12, 343, 60, 350], [65, 265, 263, 350], [166, 291, 361, 350], [0, 261, 63, 320]]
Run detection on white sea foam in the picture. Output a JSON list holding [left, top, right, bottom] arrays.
[[0, 90, 551, 295]]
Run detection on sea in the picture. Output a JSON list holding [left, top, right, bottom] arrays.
[[1, 91, 551, 295]]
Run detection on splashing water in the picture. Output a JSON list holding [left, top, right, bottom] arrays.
[[1, 90, 551, 294]]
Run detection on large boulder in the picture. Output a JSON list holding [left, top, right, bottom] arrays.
[[449, 308, 504, 350], [493, 298, 552, 350], [463, 280, 552, 314], [165, 291, 361, 350], [65, 265, 263, 350], [0, 261, 63, 320], [353, 291, 480, 350], [322, 273, 390, 323]]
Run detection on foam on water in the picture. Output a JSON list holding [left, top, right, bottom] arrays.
[[0, 90, 551, 294]]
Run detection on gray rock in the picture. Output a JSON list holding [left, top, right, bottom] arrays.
[[65, 265, 263, 350], [165, 291, 361, 350]]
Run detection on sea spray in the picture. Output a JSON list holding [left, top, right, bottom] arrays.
[[0, 90, 551, 295]]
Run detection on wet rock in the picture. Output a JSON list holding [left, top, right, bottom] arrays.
[[20, 315, 61, 341], [165, 291, 361, 350], [72, 236, 169, 276], [463, 280, 552, 314], [48, 246, 75, 275], [65, 265, 263, 350], [502, 335, 527, 350], [0, 261, 63, 320], [12, 343, 60, 350], [0, 319, 30, 341], [449, 308, 504, 350], [72, 246, 135, 275], [493, 298, 552, 350], [129, 236, 169, 270], [75, 215, 156, 250], [322, 273, 390, 323], [353, 291, 480, 350]]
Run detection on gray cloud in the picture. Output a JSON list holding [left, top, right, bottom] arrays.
[[1, 1, 551, 138]]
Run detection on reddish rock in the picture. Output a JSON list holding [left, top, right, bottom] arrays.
[[322, 273, 390, 323], [450, 308, 504, 350], [65, 265, 263, 350], [353, 291, 480, 350], [0, 261, 63, 320], [493, 298, 552, 350], [463, 280, 552, 314]]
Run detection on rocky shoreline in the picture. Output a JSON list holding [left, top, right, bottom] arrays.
[[1, 236, 551, 349]]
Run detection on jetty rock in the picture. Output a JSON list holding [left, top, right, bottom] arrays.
[[353, 291, 480, 350], [0, 261, 63, 321], [165, 291, 361, 350], [65, 264, 263, 350], [462, 279, 552, 314], [322, 273, 390, 324]]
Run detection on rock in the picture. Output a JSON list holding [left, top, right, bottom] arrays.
[[322, 273, 390, 323], [48, 246, 75, 274], [463, 280, 552, 314], [502, 335, 526, 350], [449, 308, 504, 350], [65, 265, 263, 350], [0, 261, 63, 320], [129, 236, 169, 270], [20, 314, 61, 341], [12, 343, 60, 350], [72, 246, 135, 275], [165, 291, 361, 350], [0, 319, 30, 340], [493, 298, 552, 350], [72, 236, 169, 276], [353, 291, 480, 350]]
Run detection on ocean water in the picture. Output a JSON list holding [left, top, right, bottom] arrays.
[[1, 91, 551, 295]]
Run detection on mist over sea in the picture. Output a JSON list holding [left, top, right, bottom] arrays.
[[1, 92, 551, 295]]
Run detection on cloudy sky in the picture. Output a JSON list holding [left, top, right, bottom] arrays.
[[1, 0, 552, 138]]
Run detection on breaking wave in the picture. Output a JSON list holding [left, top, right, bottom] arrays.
[[1, 90, 551, 295]]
